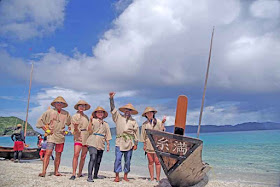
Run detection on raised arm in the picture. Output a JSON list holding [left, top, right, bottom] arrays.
[[109, 92, 120, 123], [109, 92, 116, 111]]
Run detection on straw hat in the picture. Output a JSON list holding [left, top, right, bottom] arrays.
[[51, 96, 68, 108], [16, 124, 22, 128], [74, 100, 91, 111], [119, 103, 138, 115], [92, 106, 108, 119], [142, 107, 157, 117]]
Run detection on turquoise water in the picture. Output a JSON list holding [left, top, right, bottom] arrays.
[[1, 130, 280, 185]]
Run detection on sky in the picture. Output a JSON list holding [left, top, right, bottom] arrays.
[[0, 0, 280, 130]]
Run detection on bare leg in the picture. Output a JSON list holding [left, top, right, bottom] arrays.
[[147, 153, 155, 180], [123, 172, 129, 182], [114, 173, 120, 182], [78, 146, 88, 176], [39, 149, 52, 177], [155, 154, 161, 181], [72, 145, 82, 176], [54, 152, 62, 176]]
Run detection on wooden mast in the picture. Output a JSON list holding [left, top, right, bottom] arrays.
[[24, 62, 34, 137], [197, 27, 215, 138]]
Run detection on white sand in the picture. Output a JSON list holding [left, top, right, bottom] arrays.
[[0, 160, 277, 187]]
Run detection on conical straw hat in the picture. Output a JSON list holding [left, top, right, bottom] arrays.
[[119, 103, 138, 115], [16, 124, 22, 128], [51, 96, 68, 108], [74, 100, 91, 111], [142, 107, 157, 117], [92, 106, 108, 119]]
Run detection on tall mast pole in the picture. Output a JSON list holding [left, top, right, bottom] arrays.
[[197, 27, 215, 138], [24, 62, 33, 137]]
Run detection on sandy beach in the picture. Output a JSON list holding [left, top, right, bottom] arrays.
[[0, 160, 277, 187]]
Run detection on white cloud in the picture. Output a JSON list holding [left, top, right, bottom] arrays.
[[220, 33, 280, 92], [1, 0, 280, 129], [0, 0, 244, 91], [114, 0, 133, 13], [250, 0, 280, 19], [0, 0, 67, 40]]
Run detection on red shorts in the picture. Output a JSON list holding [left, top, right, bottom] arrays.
[[46, 142, 64, 153], [39, 149, 46, 156], [13, 141, 24, 151], [74, 142, 87, 147]]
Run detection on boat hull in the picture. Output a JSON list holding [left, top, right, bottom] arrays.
[[0, 146, 40, 160], [146, 129, 210, 187]]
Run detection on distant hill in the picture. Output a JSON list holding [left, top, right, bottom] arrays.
[[0, 116, 39, 136], [110, 122, 280, 135], [164, 122, 280, 134]]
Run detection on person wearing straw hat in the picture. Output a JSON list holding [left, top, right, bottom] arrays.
[[109, 92, 139, 182], [11, 124, 25, 163], [36, 96, 71, 177], [140, 107, 166, 182], [69, 100, 91, 180], [86, 106, 112, 182]]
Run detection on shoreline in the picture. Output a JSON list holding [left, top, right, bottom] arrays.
[[0, 160, 278, 187]]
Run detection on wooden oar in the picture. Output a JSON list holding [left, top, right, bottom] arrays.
[[174, 95, 188, 135]]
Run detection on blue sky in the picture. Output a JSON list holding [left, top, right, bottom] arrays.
[[0, 0, 280, 129]]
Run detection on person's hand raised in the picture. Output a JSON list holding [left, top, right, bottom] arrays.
[[109, 92, 116, 98]]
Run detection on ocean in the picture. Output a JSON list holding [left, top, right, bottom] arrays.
[[1, 130, 279, 186]]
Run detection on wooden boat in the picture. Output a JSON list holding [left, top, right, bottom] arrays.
[[146, 129, 210, 186], [147, 28, 215, 186], [146, 95, 210, 186], [0, 146, 40, 160], [0, 63, 39, 160]]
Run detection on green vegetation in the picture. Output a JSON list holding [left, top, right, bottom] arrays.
[[0, 116, 38, 136]]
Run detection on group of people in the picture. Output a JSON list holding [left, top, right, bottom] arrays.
[[34, 92, 166, 183]]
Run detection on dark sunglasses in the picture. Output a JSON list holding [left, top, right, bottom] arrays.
[[56, 102, 64, 104]]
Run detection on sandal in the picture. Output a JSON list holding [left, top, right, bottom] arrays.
[[78, 174, 85, 177], [38, 173, 46, 177], [87, 178, 94, 182], [69, 175, 76, 180]]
